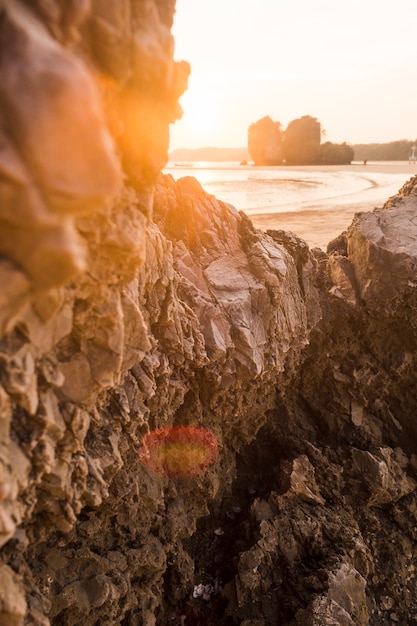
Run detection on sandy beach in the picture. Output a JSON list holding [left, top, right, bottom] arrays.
[[249, 162, 417, 250], [251, 203, 365, 250]]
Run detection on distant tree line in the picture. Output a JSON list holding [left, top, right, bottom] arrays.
[[248, 115, 354, 165], [352, 140, 417, 161]]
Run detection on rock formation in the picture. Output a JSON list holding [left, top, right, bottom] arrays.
[[1, 2, 417, 625]]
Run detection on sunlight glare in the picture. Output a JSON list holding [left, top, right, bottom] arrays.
[[179, 90, 219, 141]]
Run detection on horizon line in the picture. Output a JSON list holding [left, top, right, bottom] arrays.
[[170, 139, 417, 151]]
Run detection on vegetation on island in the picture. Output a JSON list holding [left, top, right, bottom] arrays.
[[352, 140, 417, 162], [248, 115, 354, 165]]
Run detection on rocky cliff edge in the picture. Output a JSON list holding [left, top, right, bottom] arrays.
[[1, 2, 417, 625]]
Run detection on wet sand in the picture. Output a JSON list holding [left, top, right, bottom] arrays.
[[249, 162, 417, 251], [251, 203, 368, 250]]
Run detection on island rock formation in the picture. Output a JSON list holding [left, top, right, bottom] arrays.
[[1, 2, 417, 625]]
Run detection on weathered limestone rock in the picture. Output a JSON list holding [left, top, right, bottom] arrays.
[[153, 175, 315, 383], [89, 0, 190, 186], [0, 0, 121, 303], [1, 0, 417, 624], [0, 564, 27, 626], [0, 0, 189, 338], [0, 69, 318, 626], [351, 446, 416, 506], [295, 563, 368, 625], [346, 191, 417, 320], [285, 454, 325, 505]]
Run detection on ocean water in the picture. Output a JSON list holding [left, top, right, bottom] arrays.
[[163, 161, 413, 219]]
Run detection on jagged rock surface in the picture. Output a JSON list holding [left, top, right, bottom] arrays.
[[1, 164, 317, 625], [1, 1, 417, 625]]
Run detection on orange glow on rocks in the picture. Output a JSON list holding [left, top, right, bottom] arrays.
[[138, 426, 219, 478]]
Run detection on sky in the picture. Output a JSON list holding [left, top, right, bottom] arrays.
[[169, 0, 417, 150]]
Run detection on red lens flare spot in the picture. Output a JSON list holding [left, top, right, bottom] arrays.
[[138, 426, 219, 478]]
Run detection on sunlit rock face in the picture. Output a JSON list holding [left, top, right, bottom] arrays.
[[0, 1, 315, 622], [0, 151, 318, 623], [0, 0, 189, 336], [1, 1, 417, 625], [0, 1, 120, 331]]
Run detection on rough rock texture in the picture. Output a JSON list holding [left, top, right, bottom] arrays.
[[2, 2, 417, 625], [0, 0, 189, 336]]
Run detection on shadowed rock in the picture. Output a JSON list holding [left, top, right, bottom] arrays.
[[1, 1, 417, 625]]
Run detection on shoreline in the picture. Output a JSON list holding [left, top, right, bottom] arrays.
[[166, 161, 417, 251], [248, 162, 417, 250], [168, 160, 417, 174], [250, 203, 373, 251]]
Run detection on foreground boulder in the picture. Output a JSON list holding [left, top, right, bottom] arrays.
[[0, 161, 319, 624], [1, 1, 417, 625]]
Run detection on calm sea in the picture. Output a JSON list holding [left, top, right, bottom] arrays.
[[163, 161, 414, 219]]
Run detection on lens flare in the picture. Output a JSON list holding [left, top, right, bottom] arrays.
[[138, 426, 219, 478]]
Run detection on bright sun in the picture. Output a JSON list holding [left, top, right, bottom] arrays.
[[180, 91, 219, 139]]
